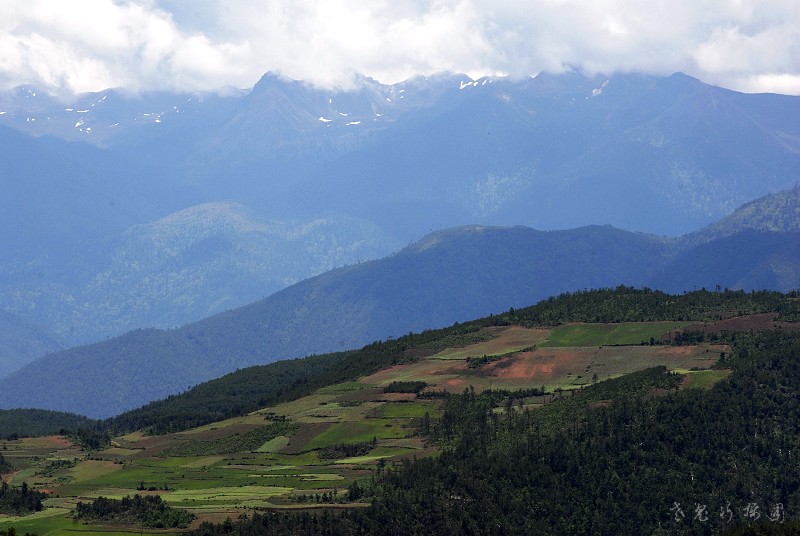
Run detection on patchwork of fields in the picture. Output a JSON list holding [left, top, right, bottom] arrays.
[[0, 321, 731, 534]]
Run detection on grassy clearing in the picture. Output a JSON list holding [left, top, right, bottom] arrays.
[[165, 485, 293, 508], [304, 421, 409, 451], [103, 446, 141, 457], [78, 487, 138, 500], [269, 394, 339, 414], [182, 414, 267, 435], [247, 472, 344, 482], [316, 381, 371, 394], [375, 402, 440, 419], [678, 369, 732, 389], [433, 326, 550, 359], [68, 460, 122, 483], [257, 435, 291, 453], [0, 508, 170, 536], [540, 322, 690, 347], [334, 447, 416, 465], [179, 456, 226, 468], [270, 450, 322, 467]]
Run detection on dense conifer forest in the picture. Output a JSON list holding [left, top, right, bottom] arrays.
[[0, 409, 96, 439]]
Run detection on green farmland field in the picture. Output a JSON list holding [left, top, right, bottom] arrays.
[[540, 322, 690, 347]]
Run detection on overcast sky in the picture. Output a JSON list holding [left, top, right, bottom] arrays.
[[1, 0, 798, 96]]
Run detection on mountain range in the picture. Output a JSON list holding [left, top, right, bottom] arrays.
[[1, 70, 798, 392], [1, 187, 797, 418]]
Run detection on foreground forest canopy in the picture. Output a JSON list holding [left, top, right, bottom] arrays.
[[1, 287, 799, 535]]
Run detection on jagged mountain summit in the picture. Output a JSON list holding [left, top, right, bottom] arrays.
[[2, 70, 798, 236]]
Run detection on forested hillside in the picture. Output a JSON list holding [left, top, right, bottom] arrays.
[[100, 287, 798, 435], [0, 311, 61, 378], [192, 329, 800, 535], [689, 186, 800, 245]]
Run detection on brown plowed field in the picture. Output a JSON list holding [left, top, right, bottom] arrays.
[[678, 313, 800, 336], [364, 343, 725, 393], [484, 345, 721, 384]]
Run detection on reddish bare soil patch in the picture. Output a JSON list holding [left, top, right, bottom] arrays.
[[125, 434, 184, 457], [1, 470, 20, 484], [364, 364, 407, 384], [657, 346, 695, 356], [45, 435, 74, 448], [377, 393, 417, 402], [493, 360, 556, 379], [338, 388, 385, 403], [429, 362, 470, 376], [485, 350, 584, 381], [184, 422, 263, 441]]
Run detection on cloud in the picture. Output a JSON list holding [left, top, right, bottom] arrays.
[[0, 0, 798, 95]]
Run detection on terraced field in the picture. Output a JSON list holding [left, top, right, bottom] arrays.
[[0, 322, 730, 534]]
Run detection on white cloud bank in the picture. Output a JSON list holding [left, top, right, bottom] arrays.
[[0, 0, 798, 96]]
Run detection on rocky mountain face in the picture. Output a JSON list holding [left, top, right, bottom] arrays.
[[1, 71, 798, 376]]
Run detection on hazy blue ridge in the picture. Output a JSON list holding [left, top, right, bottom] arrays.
[[2, 209, 799, 417]]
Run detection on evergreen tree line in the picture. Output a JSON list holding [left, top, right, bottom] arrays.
[[0, 453, 12, 474], [0, 409, 96, 440], [383, 381, 428, 394], [0, 528, 38, 536], [0, 482, 44, 516], [502, 287, 799, 326], [74, 494, 194, 528]]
